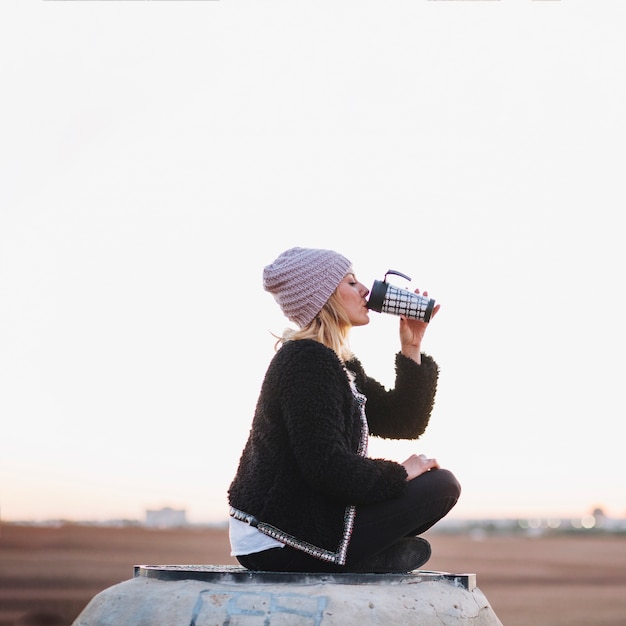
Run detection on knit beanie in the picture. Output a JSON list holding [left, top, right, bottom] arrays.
[[263, 247, 352, 328]]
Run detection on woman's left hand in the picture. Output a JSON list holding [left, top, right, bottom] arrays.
[[401, 453, 440, 480], [399, 290, 440, 363]]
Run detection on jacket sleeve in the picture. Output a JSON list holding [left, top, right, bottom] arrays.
[[274, 341, 409, 506], [358, 353, 439, 440]]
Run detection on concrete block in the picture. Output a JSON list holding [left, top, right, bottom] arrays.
[[73, 565, 503, 626]]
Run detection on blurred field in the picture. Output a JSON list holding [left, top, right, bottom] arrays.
[[1, 523, 625, 626]]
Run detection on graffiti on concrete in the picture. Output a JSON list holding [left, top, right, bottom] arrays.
[[189, 588, 328, 626]]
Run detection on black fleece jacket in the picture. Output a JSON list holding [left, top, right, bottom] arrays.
[[228, 339, 439, 558]]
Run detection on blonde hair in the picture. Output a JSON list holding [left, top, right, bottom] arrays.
[[275, 291, 354, 362]]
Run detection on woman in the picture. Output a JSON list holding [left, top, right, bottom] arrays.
[[228, 247, 460, 573]]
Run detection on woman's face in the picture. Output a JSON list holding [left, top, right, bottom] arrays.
[[336, 272, 370, 327]]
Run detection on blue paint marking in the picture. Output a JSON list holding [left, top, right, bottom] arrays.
[[189, 588, 328, 626]]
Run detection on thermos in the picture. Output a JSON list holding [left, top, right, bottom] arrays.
[[367, 270, 436, 323]]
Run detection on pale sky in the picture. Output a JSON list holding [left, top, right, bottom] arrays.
[[1, 0, 625, 524]]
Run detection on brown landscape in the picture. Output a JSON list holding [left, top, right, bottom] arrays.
[[1, 523, 625, 626]]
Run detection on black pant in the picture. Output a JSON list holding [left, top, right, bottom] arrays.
[[236, 468, 461, 573]]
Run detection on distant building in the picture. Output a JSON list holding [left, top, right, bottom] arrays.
[[145, 507, 187, 528]]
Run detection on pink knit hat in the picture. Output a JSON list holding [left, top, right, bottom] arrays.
[[263, 247, 352, 328]]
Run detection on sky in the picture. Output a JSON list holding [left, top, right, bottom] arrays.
[[1, 0, 625, 525]]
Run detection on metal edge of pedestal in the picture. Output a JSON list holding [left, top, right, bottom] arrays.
[[133, 565, 476, 591]]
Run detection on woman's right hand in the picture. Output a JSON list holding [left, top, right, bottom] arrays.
[[402, 454, 440, 480]]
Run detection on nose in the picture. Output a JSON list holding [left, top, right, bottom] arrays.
[[360, 283, 369, 298]]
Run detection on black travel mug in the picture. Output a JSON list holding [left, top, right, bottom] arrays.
[[367, 270, 436, 323]]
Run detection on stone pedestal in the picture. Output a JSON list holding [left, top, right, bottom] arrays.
[[73, 565, 503, 625]]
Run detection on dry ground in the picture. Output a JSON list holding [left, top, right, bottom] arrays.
[[1, 524, 625, 626]]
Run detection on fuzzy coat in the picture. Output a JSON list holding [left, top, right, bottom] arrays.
[[228, 338, 439, 561]]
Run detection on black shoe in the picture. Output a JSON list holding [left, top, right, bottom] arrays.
[[352, 537, 432, 573]]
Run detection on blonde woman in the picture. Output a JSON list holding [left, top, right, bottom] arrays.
[[228, 247, 460, 573]]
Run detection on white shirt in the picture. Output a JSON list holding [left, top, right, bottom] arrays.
[[229, 516, 285, 556]]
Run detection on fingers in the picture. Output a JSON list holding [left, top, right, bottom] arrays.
[[401, 454, 440, 480], [418, 453, 440, 470]]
